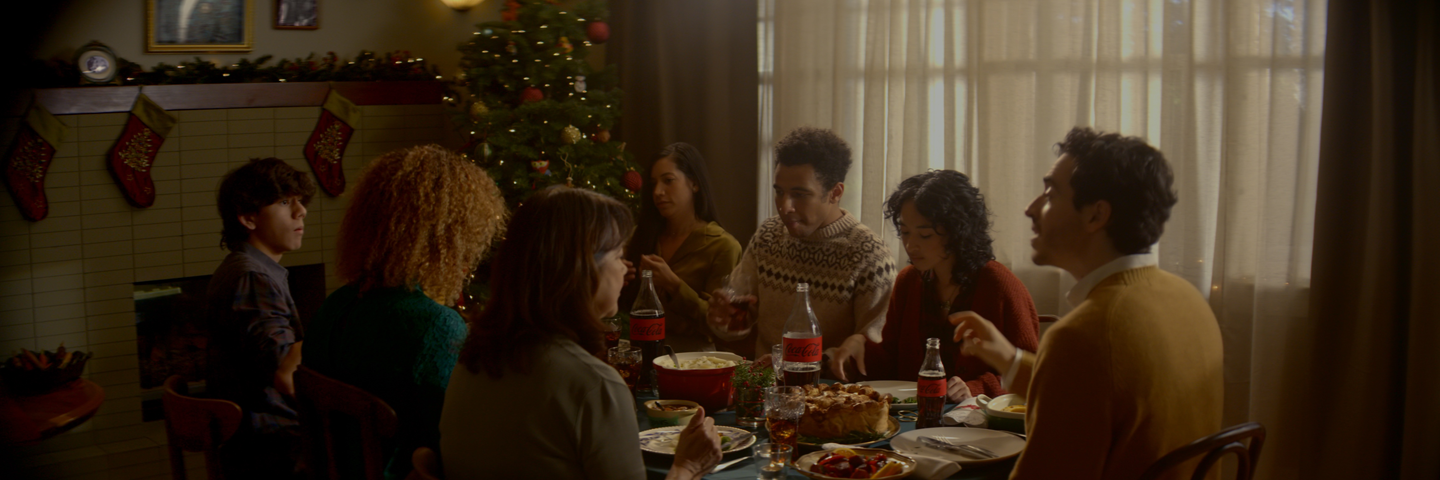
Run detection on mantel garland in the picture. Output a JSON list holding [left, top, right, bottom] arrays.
[[19, 50, 441, 88]]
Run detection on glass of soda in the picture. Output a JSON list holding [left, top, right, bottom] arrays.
[[602, 315, 623, 351], [720, 274, 752, 332], [764, 386, 805, 451], [607, 346, 642, 396]]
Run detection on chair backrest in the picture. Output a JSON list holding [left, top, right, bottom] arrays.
[[405, 446, 442, 480], [162, 375, 243, 480], [294, 366, 399, 480], [1038, 314, 1061, 338], [1138, 422, 1267, 480]]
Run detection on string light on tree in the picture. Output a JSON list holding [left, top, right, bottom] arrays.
[[454, 0, 638, 211]]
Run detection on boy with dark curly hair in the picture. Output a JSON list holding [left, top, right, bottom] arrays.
[[707, 127, 896, 379], [204, 157, 316, 478]]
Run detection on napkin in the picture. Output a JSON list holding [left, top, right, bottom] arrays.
[[819, 443, 961, 480], [942, 394, 989, 427]]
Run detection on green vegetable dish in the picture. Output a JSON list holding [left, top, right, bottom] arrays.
[[899, 396, 918, 404]]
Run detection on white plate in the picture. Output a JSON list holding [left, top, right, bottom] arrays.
[[856, 380, 918, 411], [638, 425, 755, 455], [890, 427, 1026, 465]]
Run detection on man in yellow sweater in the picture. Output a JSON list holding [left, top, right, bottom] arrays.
[[951, 127, 1224, 480]]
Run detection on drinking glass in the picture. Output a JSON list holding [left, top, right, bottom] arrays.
[[720, 273, 752, 332], [602, 315, 623, 351], [764, 386, 805, 451], [770, 343, 785, 387], [733, 360, 770, 428], [607, 346, 642, 396], [753, 442, 793, 480]]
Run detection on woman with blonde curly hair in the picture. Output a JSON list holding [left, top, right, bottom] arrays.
[[302, 145, 506, 480]]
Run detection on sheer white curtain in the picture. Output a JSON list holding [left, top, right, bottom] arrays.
[[759, 1, 1324, 478]]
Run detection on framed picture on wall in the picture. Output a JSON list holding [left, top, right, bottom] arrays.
[[146, 0, 254, 52], [274, 0, 318, 29]]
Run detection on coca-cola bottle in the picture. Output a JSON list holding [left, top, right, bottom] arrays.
[[630, 270, 665, 395], [781, 283, 822, 386], [917, 337, 947, 428]]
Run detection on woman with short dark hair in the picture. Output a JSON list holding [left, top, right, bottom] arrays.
[[860, 170, 1040, 400], [442, 187, 722, 480]]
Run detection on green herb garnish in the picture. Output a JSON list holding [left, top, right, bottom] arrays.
[[900, 396, 918, 404], [731, 359, 775, 391]]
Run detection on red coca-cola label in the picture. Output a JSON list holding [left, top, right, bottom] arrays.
[[782, 337, 822, 363], [630, 316, 665, 341], [918, 377, 946, 398]]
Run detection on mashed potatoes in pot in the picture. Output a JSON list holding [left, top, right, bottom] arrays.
[[661, 356, 738, 369]]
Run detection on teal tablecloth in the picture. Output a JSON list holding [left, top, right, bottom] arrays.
[[638, 403, 1017, 480]]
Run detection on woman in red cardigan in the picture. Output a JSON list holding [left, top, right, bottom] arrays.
[[859, 170, 1040, 401]]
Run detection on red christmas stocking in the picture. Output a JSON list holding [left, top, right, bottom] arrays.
[[304, 90, 357, 197], [4, 105, 67, 221], [107, 94, 175, 208]]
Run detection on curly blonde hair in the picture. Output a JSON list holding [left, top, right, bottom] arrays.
[[336, 145, 507, 305]]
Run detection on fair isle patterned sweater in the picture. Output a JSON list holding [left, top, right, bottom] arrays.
[[716, 210, 897, 357]]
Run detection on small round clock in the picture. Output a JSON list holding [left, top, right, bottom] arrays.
[[75, 41, 118, 85]]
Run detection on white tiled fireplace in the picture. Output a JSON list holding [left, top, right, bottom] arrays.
[[1, 98, 450, 479]]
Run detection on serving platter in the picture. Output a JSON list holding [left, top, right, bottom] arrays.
[[797, 415, 901, 449]]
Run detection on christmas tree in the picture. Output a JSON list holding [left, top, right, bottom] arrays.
[[454, 0, 640, 210]]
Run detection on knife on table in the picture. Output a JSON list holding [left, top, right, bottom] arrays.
[[919, 436, 998, 459]]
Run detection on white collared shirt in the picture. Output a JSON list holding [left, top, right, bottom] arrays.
[[1066, 252, 1158, 307], [1000, 252, 1158, 390]]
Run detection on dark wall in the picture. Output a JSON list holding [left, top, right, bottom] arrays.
[[611, 0, 760, 246]]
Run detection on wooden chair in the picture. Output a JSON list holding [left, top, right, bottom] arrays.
[[1038, 314, 1061, 338], [162, 375, 242, 480], [405, 446, 442, 480], [294, 366, 399, 480], [1138, 422, 1267, 480]]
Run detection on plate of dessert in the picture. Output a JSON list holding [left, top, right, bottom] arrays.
[[792, 383, 901, 447]]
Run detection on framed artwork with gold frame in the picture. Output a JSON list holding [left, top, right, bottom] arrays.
[[146, 0, 254, 53], [274, 0, 319, 30]]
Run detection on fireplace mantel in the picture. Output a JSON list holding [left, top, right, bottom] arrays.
[[27, 81, 445, 115]]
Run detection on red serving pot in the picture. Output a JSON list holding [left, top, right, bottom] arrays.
[[652, 352, 744, 412]]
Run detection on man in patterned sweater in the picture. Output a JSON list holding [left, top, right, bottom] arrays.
[[708, 127, 895, 378]]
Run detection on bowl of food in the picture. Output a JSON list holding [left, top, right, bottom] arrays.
[[1, 346, 91, 395], [795, 447, 914, 479], [976, 393, 1027, 433], [644, 399, 701, 427], [651, 352, 743, 412]]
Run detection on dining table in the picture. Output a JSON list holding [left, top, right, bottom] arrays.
[[637, 394, 1018, 480], [0, 378, 106, 446]]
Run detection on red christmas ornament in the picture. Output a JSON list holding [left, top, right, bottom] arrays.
[[587, 21, 610, 44], [502, 1, 520, 21], [621, 170, 642, 192], [590, 129, 611, 143], [521, 87, 544, 104]]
